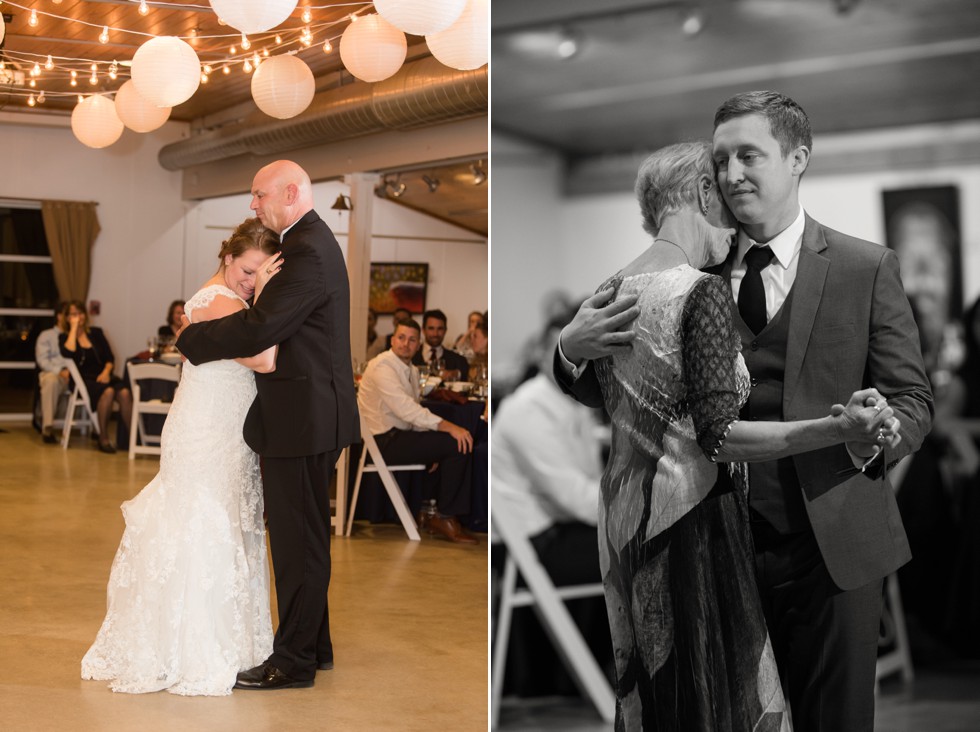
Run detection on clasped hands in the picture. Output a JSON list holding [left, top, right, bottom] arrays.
[[831, 389, 902, 465]]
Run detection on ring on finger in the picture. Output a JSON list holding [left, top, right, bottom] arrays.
[[876, 430, 886, 444]]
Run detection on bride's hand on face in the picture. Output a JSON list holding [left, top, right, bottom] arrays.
[[254, 252, 283, 300]]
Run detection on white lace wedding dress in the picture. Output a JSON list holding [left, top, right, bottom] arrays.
[[81, 284, 273, 695]]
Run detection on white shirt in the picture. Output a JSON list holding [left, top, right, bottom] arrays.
[[35, 327, 68, 374], [357, 349, 442, 435], [491, 374, 603, 541], [731, 205, 805, 319]]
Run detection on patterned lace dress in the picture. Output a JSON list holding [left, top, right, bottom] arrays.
[[593, 266, 784, 731], [81, 284, 273, 695]]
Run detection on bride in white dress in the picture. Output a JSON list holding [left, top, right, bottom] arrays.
[[82, 219, 283, 695]]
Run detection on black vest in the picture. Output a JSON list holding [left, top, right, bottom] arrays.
[[736, 285, 809, 533]]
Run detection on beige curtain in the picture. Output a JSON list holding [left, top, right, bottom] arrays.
[[41, 200, 100, 303]]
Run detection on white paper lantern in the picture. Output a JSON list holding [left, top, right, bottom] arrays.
[[71, 95, 124, 149], [208, 0, 298, 35], [373, 0, 466, 36], [251, 54, 315, 119], [339, 14, 407, 83], [0, 14, 6, 46], [114, 80, 171, 132], [426, 0, 488, 71], [131, 36, 201, 108]]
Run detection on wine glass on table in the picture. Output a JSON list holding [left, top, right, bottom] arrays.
[[147, 336, 159, 362]]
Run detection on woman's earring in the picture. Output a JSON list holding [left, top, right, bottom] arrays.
[[700, 201, 709, 216]]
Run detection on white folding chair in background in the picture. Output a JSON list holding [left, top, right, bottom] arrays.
[[491, 498, 616, 728], [330, 446, 349, 536], [128, 362, 181, 459], [61, 360, 99, 448], [344, 417, 425, 541]]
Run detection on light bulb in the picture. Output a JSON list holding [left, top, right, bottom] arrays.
[[230, 44, 237, 54], [275, 35, 282, 45], [29, 9, 38, 27], [29, 79, 36, 88], [200, 73, 208, 84], [89, 73, 98, 85], [302, 7, 312, 24], [71, 69, 77, 78], [45, 55, 54, 71], [261, 48, 269, 57], [28, 94, 36, 107], [240, 34, 250, 50], [99, 25, 109, 44], [203, 64, 212, 75], [243, 60, 252, 73], [323, 40, 332, 53], [77, 94, 84, 104], [138, 0, 149, 16], [349, 13, 358, 23], [222, 65, 231, 75], [70, 79, 77, 87], [32, 62, 41, 77], [37, 91, 45, 103], [90, 63, 97, 72], [252, 52, 260, 66]]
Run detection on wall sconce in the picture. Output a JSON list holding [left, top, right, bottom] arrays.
[[421, 174, 440, 193], [376, 174, 407, 198], [330, 194, 352, 211], [470, 160, 487, 186]]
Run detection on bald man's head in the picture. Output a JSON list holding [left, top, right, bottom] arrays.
[[249, 160, 314, 234]]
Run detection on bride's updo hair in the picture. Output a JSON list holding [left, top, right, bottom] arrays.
[[635, 140, 713, 236], [218, 218, 278, 263]]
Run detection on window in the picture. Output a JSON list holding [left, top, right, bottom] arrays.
[[0, 201, 58, 421]]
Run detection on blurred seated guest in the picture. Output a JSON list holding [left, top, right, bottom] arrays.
[[412, 309, 469, 381], [365, 308, 386, 361], [35, 301, 70, 444], [491, 305, 613, 696], [358, 318, 476, 544], [158, 300, 186, 340], [59, 300, 133, 454], [383, 307, 412, 350], [453, 310, 484, 362], [469, 312, 488, 384]]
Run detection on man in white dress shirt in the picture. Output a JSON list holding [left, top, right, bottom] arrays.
[[357, 318, 476, 544], [35, 302, 69, 444]]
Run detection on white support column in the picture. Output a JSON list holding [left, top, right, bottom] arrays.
[[345, 172, 380, 365]]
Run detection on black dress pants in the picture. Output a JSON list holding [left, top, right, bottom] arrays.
[[374, 429, 472, 516], [262, 450, 339, 681], [752, 522, 883, 732]]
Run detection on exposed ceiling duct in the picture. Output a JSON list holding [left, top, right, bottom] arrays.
[[158, 56, 488, 171]]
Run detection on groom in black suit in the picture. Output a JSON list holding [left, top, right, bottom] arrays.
[[177, 160, 359, 690]]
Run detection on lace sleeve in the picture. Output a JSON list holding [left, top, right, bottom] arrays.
[[681, 274, 743, 460]]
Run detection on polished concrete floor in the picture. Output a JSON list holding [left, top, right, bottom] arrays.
[[0, 423, 488, 732]]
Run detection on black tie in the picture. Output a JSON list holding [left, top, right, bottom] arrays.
[[738, 245, 774, 335]]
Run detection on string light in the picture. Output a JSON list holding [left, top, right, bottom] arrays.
[[349, 13, 358, 22], [108, 61, 118, 80], [90, 63, 97, 72], [37, 90, 45, 104], [28, 94, 36, 107], [275, 35, 282, 45], [99, 25, 109, 44], [31, 62, 41, 77], [28, 9, 39, 27], [222, 65, 231, 75], [138, 0, 149, 16], [243, 59, 252, 73], [323, 39, 332, 53], [302, 7, 312, 24], [203, 64, 212, 75], [261, 48, 269, 57], [90, 71, 98, 85], [200, 72, 208, 84], [77, 94, 84, 104], [240, 33, 250, 51], [229, 43, 237, 54], [45, 55, 54, 71], [29, 78, 36, 88], [70, 69, 77, 87]]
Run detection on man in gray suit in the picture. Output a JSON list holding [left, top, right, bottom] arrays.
[[556, 91, 933, 731]]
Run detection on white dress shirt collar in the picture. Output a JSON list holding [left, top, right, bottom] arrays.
[[735, 205, 805, 270]]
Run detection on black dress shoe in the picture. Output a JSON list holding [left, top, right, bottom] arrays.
[[97, 441, 117, 454], [42, 432, 58, 444], [234, 662, 313, 690], [317, 660, 334, 671]]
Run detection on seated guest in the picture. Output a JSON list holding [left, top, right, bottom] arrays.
[[358, 318, 476, 544], [412, 309, 470, 381], [383, 307, 412, 350], [491, 305, 612, 695], [35, 301, 70, 444], [469, 312, 488, 383], [59, 300, 133, 454], [453, 310, 484, 362], [158, 300, 185, 340], [365, 308, 386, 361]]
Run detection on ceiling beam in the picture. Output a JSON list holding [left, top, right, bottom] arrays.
[[491, 0, 686, 33]]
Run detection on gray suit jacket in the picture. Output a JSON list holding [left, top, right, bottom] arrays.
[[555, 214, 933, 590]]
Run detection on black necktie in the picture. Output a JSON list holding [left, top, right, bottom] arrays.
[[738, 245, 774, 335]]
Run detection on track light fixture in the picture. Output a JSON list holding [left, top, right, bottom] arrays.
[[421, 174, 440, 193], [470, 160, 487, 186]]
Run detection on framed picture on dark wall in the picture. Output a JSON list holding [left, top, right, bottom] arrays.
[[882, 185, 962, 348], [369, 262, 429, 314]]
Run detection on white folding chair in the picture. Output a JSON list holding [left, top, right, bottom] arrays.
[[491, 498, 616, 728], [330, 446, 349, 536], [127, 362, 181, 459], [345, 417, 425, 541], [61, 360, 99, 448]]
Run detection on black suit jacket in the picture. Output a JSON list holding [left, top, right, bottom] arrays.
[[413, 346, 470, 379], [177, 209, 359, 458]]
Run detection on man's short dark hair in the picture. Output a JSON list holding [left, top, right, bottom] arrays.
[[713, 90, 812, 160], [393, 317, 421, 335], [422, 309, 447, 327]]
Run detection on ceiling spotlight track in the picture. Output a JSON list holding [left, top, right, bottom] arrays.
[[421, 174, 440, 193]]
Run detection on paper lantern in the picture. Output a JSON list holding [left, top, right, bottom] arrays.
[[114, 80, 171, 132], [339, 14, 407, 83], [0, 14, 5, 46], [373, 0, 466, 36], [71, 95, 124, 149], [131, 36, 201, 108], [251, 55, 315, 119], [208, 0, 298, 35], [426, 0, 488, 71]]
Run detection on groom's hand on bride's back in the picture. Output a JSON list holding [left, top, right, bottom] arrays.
[[560, 288, 640, 364], [174, 314, 191, 361]]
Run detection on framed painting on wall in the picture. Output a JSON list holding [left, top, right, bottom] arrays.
[[882, 185, 962, 352], [369, 262, 429, 315]]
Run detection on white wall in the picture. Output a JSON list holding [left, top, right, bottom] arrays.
[[1, 114, 487, 368], [492, 132, 980, 373]]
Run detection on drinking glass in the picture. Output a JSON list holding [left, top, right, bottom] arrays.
[[147, 336, 159, 361]]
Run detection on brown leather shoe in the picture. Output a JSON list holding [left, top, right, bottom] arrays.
[[424, 514, 477, 545]]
